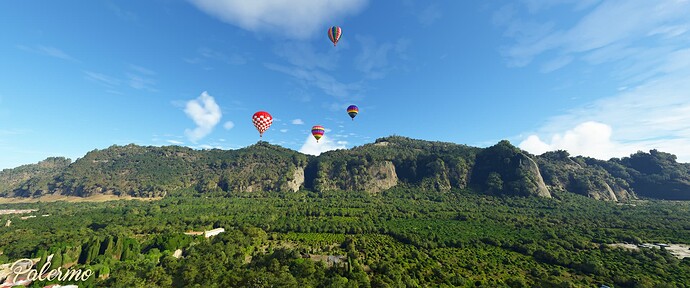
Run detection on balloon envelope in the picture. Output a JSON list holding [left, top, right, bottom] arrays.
[[252, 111, 273, 137], [347, 105, 359, 120], [311, 125, 325, 142], [328, 26, 342, 46]]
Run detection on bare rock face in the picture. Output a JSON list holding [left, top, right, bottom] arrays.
[[587, 181, 618, 201], [364, 161, 398, 193], [286, 166, 305, 192], [611, 183, 635, 201], [519, 154, 552, 198], [312, 160, 398, 193]]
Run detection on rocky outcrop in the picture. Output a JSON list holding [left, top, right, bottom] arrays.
[[286, 166, 305, 192], [311, 160, 399, 193], [519, 154, 551, 198], [364, 161, 398, 193], [470, 141, 551, 198]]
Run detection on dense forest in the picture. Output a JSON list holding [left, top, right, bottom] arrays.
[[2, 136, 690, 201], [1, 189, 689, 287]]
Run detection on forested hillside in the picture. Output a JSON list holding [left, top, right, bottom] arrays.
[[2, 136, 690, 200]]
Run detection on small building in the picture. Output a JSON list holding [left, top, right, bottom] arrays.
[[204, 228, 225, 238]]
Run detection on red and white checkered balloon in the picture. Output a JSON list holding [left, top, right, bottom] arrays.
[[252, 111, 273, 137]]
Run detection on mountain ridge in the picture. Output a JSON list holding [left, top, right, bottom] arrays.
[[2, 136, 689, 200]]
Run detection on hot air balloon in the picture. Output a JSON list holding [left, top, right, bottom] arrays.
[[252, 111, 273, 137], [328, 26, 342, 46], [311, 125, 325, 142], [347, 105, 359, 121]]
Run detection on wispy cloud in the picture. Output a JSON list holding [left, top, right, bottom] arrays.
[[126, 73, 156, 91], [199, 47, 247, 65], [520, 0, 601, 14], [188, 0, 368, 40], [18, 45, 77, 61], [126, 64, 157, 91], [84, 65, 157, 92], [265, 63, 362, 99], [280, 129, 288, 133], [128, 64, 155, 75], [495, 1, 690, 72], [0, 129, 30, 136], [107, 2, 137, 22], [223, 121, 235, 130], [355, 36, 410, 79], [184, 91, 223, 143], [84, 71, 121, 88], [274, 42, 339, 71], [291, 119, 304, 125], [167, 140, 184, 145], [418, 4, 441, 26]]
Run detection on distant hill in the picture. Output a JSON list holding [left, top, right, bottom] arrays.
[[1, 136, 689, 200]]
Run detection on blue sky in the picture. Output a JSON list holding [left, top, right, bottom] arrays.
[[1, 0, 690, 170]]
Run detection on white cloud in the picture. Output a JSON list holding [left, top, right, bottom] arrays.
[[291, 119, 304, 125], [518, 71, 690, 162], [184, 91, 222, 143], [280, 129, 288, 133], [188, 0, 368, 40], [223, 121, 235, 130], [299, 134, 346, 156], [167, 140, 184, 145], [519, 121, 621, 160]]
